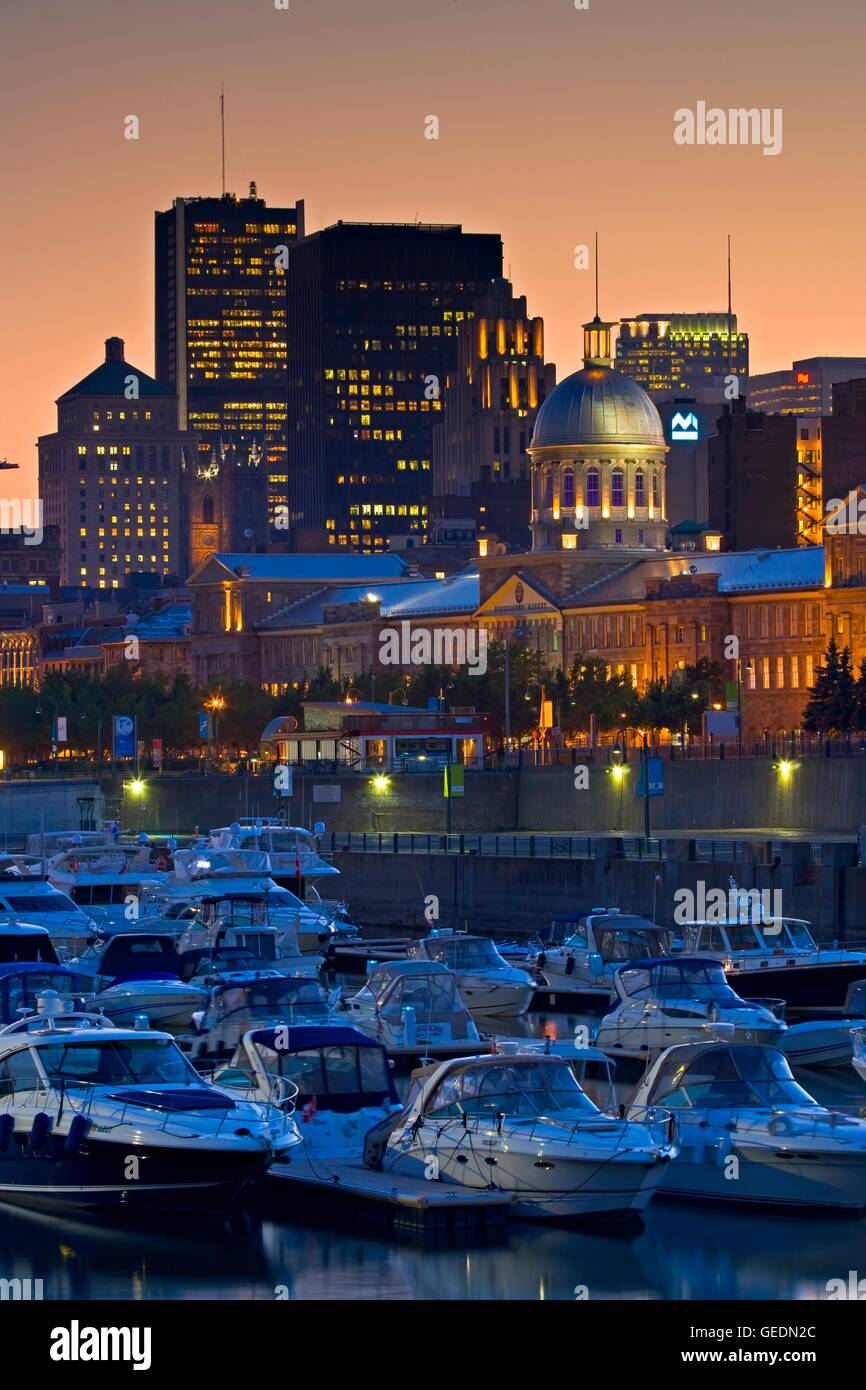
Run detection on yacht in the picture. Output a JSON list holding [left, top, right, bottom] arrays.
[[215, 1023, 402, 1162], [342, 960, 482, 1053], [0, 871, 95, 958], [850, 1028, 866, 1087], [595, 958, 787, 1061], [0, 1006, 300, 1211], [0, 925, 62, 966], [526, 909, 673, 1001], [189, 973, 339, 1061], [141, 848, 322, 975], [679, 905, 866, 1012], [406, 931, 534, 1018], [209, 820, 360, 940], [44, 843, 166, 933], [629, 1041, 866, 1211], [377, 1050, 676, 1221]]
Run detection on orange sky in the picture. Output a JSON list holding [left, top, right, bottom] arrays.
[[2, 0, 865, 500]]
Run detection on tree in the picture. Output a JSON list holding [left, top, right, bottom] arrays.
[[560, 657, 636, 738], [854, 658, 866, 734], [803, 639, 855, 732]]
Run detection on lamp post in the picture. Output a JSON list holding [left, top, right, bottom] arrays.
[[207, 693, 226, 760]]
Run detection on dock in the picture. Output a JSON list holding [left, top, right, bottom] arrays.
[[265, 1156, 512, 1238]]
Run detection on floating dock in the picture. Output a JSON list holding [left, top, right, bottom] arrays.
[[266, 1157, 511, 1237]]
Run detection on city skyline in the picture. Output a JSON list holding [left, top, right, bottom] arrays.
[[4, 0, 866, 498]]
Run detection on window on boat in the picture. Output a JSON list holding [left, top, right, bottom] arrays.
[[0, 935, 59, 966], [214, 980, 328, 1020], [265, 1044, 391, 1099], [37, 1038, 199, 1087], [2, 894, 79, 914], [230, 932, 276, 961], [426, 1060, 598, 1119], [647, 1046, 818, 1111], [378, 973, 459, 1017], [0, 1050, 41, 1096], [621, 962, 746, 1004], [725, 922, 763, 951], [5, 971, 88, 1016], [440, 939, 502, 970], [561, 922, 588, 946], [595, 926, 670, 962], [783, 921, 816, 950], [100, 938, 179, 978]]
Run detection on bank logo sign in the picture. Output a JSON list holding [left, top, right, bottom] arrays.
[[670, 410, 699, 442]]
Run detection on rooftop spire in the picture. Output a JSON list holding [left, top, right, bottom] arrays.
[[583, 234, 618, 367]]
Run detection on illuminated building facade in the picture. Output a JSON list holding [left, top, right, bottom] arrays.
[[616, 313, 748, 399], [285, 221, 503, 550], [749, 359, 866, 416], [430, 279, 555, 550], [155, 189, 304, 534], [38, 338, 193, 588]]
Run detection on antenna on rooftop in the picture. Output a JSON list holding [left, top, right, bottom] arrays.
[[594, 230, 599, 319], [220, 85, 226, 196], [727, 233, 733, 374]]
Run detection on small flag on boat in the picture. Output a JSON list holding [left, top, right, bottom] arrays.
[[302, 1096, 317, 1123]]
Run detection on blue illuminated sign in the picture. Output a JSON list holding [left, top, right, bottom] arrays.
[[670, 410, 699, 442]]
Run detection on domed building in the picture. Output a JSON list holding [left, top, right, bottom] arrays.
[[529, 317, 668, 551]]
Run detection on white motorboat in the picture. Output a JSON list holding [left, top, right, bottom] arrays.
[[0, 963, 93, 1027], [527, 909, 673, 999], [44, 843, 166, 932], [781, 1019, 866, 1069], [850, 1028, 866, 1087], [215, 1023, 402, 1163], [378, 1051, 676, 1221], [342, 960, 482, 1050], [0, 1004, 300, 1211], [0, 871, 96, 958], [406, 931, 534, 1017], [209, 820, 360, 940], [141, 848, 322, 975], [189, 973, 339, 1061], [595, 958, 786, 1061], [679, 900, 866, 1013], [629, 1041, 866, 1211]]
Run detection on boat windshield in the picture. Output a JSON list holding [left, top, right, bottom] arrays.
[[594, 923, 671, 962], [257, 1042, 391, 1099], [37, 1037, 199, 1087], [210, 980, 329, 1024], [428, 938, 503, 971], [4, 970, 90, 1015], [373, 971, 461, 1017], [780, 921, 816, 951], [0, 893, 80, 914], [621, 961, 747, 1004], [723, 922, 765, 951], [426, 1059, 598, 1119], [646, 1046, 819, 1111]]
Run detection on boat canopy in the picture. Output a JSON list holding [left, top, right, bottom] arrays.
[[204, 976, 330, 1025], [417, 935, 506, 971], [421, 1055, 600, 1120], [0, 963, 92, 1024], [644, 1043, 819, 1112], [615, 957, 751, 1004], [248, 1025, 398, 1109]]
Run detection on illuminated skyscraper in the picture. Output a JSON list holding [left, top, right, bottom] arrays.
[[38, 337, 193, 588], [616, 313, 748, 400], [285, 221, 503, 550], [155, 188, 304, 536]]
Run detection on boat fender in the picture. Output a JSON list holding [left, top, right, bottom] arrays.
[[29, 1112, 52, 1155], [0, 1115, 14, 1152], [565, 954, 575, 976], [64, 1114, 90, 1156], [537, 952, 546, 970], [767, 1113, 790, 1137]]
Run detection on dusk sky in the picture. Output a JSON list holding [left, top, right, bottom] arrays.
[[3, 0, 865, 498]]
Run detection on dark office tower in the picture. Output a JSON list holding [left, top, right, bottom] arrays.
[[706, 401, 796, 551], [38, 337, 195, 588], [285, 221, 503, 550], [616, 313, 748, 400], [155, 188, 304, 537]]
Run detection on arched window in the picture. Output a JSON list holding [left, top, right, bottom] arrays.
[[611, 468, 625, 508], [634, 470, 646, 507], [652, 471, 661, 509], [562, 469, 575, 508], [543, 471, 554, 508], [202, 495, 215, 525], [585, 467, 600, 508]]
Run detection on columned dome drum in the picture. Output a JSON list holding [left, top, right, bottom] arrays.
[[529, 318, 669, 552]]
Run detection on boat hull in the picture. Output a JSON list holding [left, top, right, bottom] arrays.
[[458, 982, 534, 1018], [659, 1141, 866, 1212], [723, 961, 866, 1013], [0, 1135, 271, 1213]]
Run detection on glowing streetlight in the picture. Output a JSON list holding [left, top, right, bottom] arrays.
[[371, 774, 390, 793]]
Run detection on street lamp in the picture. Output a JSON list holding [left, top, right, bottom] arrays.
[[206, 694, 226, 756]]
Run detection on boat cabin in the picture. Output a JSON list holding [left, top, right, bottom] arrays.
[[613, 957, 758, 1007], [546, 911, 672, 962], [408, 934, 512, 974], [407, 1054, 601, 1121], [638, 1042, 818, 1113], [350, 960, 478, 1040], [0, 964, 92, 1026], [682, 918, 819, 959], [234, 1024, 399, 1111], [0, 926, 59, 967]]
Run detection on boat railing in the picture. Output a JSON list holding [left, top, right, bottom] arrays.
[[434, 1099, 677, 1153], [636, 1103, 866, 1143], [0, 1076, 298, 1141]]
